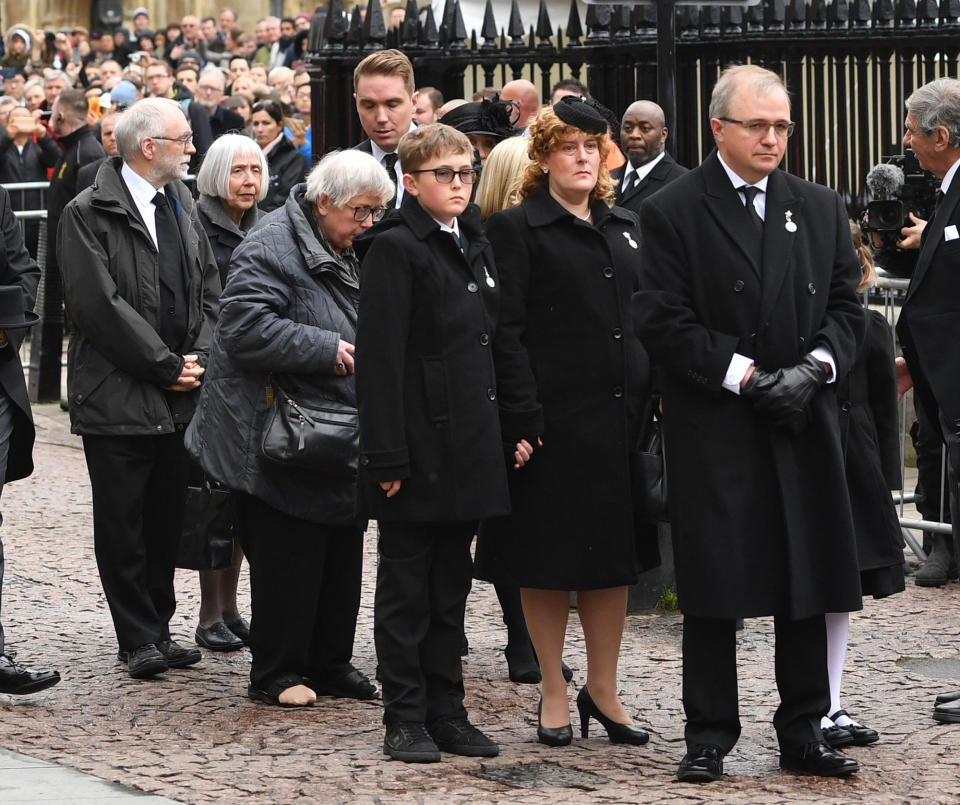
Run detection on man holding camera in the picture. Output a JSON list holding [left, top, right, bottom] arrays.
[[895, 78, 960, 722]]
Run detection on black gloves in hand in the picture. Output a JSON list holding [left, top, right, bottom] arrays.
[[741, 354, 830, 433]]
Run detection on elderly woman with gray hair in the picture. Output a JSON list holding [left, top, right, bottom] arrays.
[[188, 134, 268, 653], [185, 149, 394, 707]]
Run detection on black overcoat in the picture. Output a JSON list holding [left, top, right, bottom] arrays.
[[259, 137, 308, 213], [475, 186, 654, 591], [355, 197, 510, 523], [632, 151, 865, 620], [0, 187, 39, 482], [838, 308, 905, 597]]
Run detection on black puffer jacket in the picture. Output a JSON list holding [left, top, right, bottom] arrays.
[[259, 136, 307, 213], [185, 184, 361, 525]]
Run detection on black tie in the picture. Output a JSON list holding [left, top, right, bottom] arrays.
[[740, 185, 764, 235], [152, 191, 188, 351], [383, 152, 398, 188], [450, 230, 462, 251], [935, 187, 944, 216]]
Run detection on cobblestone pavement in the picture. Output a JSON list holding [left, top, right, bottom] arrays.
[[0, 403, 959, 804]]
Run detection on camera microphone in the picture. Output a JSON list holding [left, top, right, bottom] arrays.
[[866, 163, 905, 200]]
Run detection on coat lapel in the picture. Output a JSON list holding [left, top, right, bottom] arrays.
[[701, 153, 763, 278], [911, 186, 960, 295], [758, 169, 801, 323]]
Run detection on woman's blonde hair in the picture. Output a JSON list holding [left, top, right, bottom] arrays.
[[474, 137, 530, 219], [849, 219, 876, 292], [518, 105, 615, 205]]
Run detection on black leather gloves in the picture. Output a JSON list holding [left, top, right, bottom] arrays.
[[741, 354, 830, 434]]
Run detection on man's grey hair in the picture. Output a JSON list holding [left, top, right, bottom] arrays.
[[113, 97, 186, 162], [196, 133, 269, 201], [44, 69, 71, 87], [906, 78, 960, 147], [708, 64, 789, 121], [199, 66, 225, 89], [304, 149, 394, 206], [0, 95, 17, 108], [23, 79, 42, 93]]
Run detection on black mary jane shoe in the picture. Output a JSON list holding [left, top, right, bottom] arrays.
[[536, 697, 573, 747], [677, 744, 724, 783], [779, 741, 859, 777], [196, 622, 244, 652], [828, 710, 879, 746], [576, 686, 649, 745], [822, 723, 855, 748]]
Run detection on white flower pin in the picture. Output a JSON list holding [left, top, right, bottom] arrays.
[[784, 211, 797, 233], [623, 231, 638, 249]]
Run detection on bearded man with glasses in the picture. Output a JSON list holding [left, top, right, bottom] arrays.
[[633, 64, 865, 782], [58, 98, 221, 679]]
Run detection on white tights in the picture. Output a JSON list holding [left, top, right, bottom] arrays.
[[821, 611, 854, 728]]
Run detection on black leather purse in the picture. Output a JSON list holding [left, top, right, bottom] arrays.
[[633, 415, 668, 524], [177, 476, 236, 570], [260, 383, 359, 476]]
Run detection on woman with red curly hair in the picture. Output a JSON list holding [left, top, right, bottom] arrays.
[[476, 97, 658, 748]]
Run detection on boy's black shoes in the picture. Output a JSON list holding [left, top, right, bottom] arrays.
[[383, 722, 442, 763], [428, 716, 500, 757], [677, 744, 724, 783]]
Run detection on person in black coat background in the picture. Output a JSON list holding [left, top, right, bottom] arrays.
[[252, 100, 307, 213], [633, 65, 864, 782], [476, 99, 655, 750], [611, 100, 688, 214]]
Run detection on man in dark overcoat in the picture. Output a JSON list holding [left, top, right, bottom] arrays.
[[633, 65, 865, 782], [611, 100, 688, 214], [58, 98, 221, 680], [0, 186, 61, 695], [894, 77, 960, 723]]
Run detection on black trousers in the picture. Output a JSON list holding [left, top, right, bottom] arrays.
[[938, 410, 960, 565], [236, 493, 363, 692], [682, 613, 829, 753], [82, 429, 190, 652], [374, 519, 475, 726]]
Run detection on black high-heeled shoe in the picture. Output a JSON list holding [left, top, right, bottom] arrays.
[[537, 697, 573, 746], [576, 687, 649, 745]]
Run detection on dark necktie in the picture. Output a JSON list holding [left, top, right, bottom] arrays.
[[740, 185, 764, 235], [935, 187, 944, 216], [383, 152, 398, 188], [152, 191, 188, 351], [449, 230, 462, 251]]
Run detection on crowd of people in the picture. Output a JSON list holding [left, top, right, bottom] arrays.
[[0, 13, 956, 786]]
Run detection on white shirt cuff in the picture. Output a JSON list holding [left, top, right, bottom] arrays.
[[810, 347, 836, 383], [722, 353, 755, 395]]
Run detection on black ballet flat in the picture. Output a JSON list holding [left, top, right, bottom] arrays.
[[576, 686, 649, 745], [537, 697, 573, 747]]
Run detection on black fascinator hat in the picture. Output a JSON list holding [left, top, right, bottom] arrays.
[[553, 95, 608, 135]]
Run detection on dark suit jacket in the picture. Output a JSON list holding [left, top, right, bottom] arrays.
[[632, 150, 864, 620], [897, 179, 960, 425], [612, 152, 688, 214]]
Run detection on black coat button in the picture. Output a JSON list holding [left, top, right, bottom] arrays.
[[612, 327, 622, 339], [168, 306, 176, 314], [807, 283, 816, 294], [602, 266, 614, 278], [467, 281, 479, 293], [840, 401, 851, 412], [487, 388, 496, 400], [613, 386, 623, 398], [479, 333, 489, 346], [733, 280, 744, 292], [360, 456, 369, 466]]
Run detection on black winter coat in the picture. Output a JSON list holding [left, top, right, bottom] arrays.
[[186, 186, 362, 526], [0, 187, 40, 483], [475, 186, 653, 591], [633, 151, 865, 620], [260, 137, 307, 213], [47, 125, 105, 271], [355, 197, 510, 523], [58, 157, 221, 435], [0, 132, 61, 210], [839, 308, 905, 597], [197, 194, 260, 287]]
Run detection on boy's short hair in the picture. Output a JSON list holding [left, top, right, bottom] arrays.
[[353, 49, 414, 98], [398, 123, 472, 173]]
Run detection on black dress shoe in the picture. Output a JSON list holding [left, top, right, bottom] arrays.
[[120, 644, 168, 679], [157, 640, 202, 668], [935, 689, 960, 706], [822, 724, 855, 748], [779, 742, 859, 777], [312, 667, 379, 700], [224, 617, 250, 644], [576, 686, 649, 745], [933, 697, 960, 723], [828, 710, 879, 746], [427, 716, 499, 757], [677, 744, 724, 783], [536, 697, 573, 747], [383, 722, 441, 763], [0, 654, 61, 695], [195, 622, 244, 652]]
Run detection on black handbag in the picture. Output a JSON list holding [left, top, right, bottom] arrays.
[[176, 478, 236, 570], [260, 382, 359, 476], [633, 416, 668, 524]]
